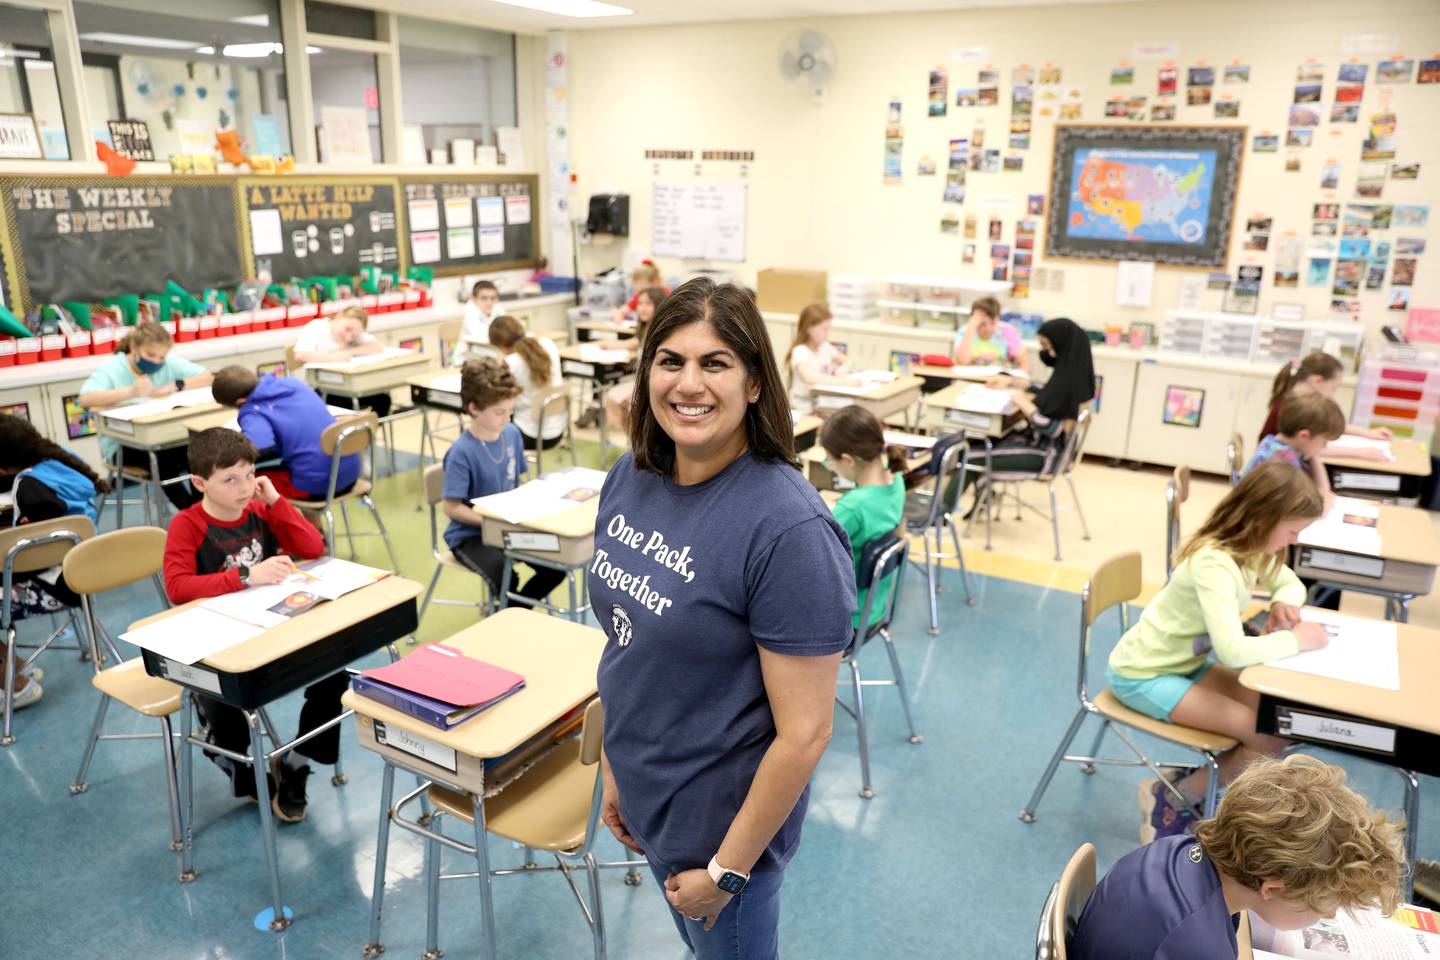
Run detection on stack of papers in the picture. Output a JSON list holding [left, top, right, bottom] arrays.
[[953, 384, 1017, 414], [1329, 436, 1396, 460], [882, 429, 937, 450], [101, 387, 217, 421], [1298, 496, 1382, 555], [577, 345, 631, 363], [472, 466, 608, 524], [304, 346, 414, 370], [1265, 608, 1400, 690]]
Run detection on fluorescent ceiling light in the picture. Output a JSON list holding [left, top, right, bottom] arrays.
[[229, 14, 271, 26], [78, 32, 204, 50], [214, 42, 319, 58], [0, 48, 41, 59], [488, 0, 632, 17]]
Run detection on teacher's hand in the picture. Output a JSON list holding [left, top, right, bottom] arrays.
[[600, 775, 643, 854], [665, 869, 734, 931]]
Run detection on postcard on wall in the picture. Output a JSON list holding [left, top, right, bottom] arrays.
[[928, 68, 949, 117], [1376, 58, 1414, 83], [1223, 64, 1250, 83]]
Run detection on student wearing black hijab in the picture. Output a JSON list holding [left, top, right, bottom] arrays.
[[955, 317, 1096, 510]]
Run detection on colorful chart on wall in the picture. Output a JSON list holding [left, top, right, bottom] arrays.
[[62, 394, 96, 439], [1045, 126, 1245, 267], [0, 401, 30, 421], [1162, 385, 1205, 428]]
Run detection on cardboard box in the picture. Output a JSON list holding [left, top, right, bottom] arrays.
[[757, 269, 828, 314]]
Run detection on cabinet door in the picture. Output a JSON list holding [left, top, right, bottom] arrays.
[[1086, 356, 1137, 459], [41, 378, 105, 472], [1128, 363, 1243, 474]]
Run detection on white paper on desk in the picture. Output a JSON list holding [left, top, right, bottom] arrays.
[[249, 208, 284, 256], [300, 557, 385, 600], [121, 607, 266, 665], [428, 373, 462, 394], [883, 429, 937, 450], [1251, 903, 1440, 959], [812, 382, 871, 397], [472, 476, 594, 525], [303, 347, 413, 370], [102, 387, 217, 421], [1265, 609, 1399, 690], [955, 384, 1018, 413], [541, 466, 609, 490], [1329, 437, 1396, 460], [1298, 497, 1383, 555], [578, 345, 630, 363], [199, 579, 302, 627], [858, 369, 896, 384], [958, 364, 1029, 380]]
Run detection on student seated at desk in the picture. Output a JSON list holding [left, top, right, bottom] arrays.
[[602, 286, 664, 430], [441, 359, 566, 609], [1108, 462, 1328, 844], [610, 260, 669, 322], [952, 296, 1029, 375], [1261, 352, 1392, 457], [1070, 755, 1403, 960], [488, 315, 566, 452], [785, 302, 861, 410], [452, 279, 504, 366], [293, 305, 391, 418], [77, 321, 213, 509], [163, 428, 336, 822], [819, 406, 907, 630], [211, 365, 359, 501], [0, 414, 106, 708]]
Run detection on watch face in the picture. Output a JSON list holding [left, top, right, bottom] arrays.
[[717, 872, 746, 894]]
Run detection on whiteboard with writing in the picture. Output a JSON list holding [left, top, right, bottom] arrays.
[[651, 182, 747, 261]]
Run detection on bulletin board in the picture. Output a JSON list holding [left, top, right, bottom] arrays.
[[398, 174, 539, 276], [239, 175, 404, 282]]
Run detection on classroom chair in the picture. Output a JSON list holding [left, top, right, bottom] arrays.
[[439, 318, 462, 364], [529, 385, 579, 477], [967, 408, 1094, 562], [64, 526, 185, 854], [380, 700, 623, 960], [836, 533, 922, 798], [284, 412, 403, 575], [1227, 432, 1244, 486], [1034, 842, 1094, 960], [96, 460, 162, 528], [1018, 551, 1235, 825], [1, 515, 94, 746], [417, 463, 495, 631], [1165, 464, 1191, 579], [903, 431, 975, 636]]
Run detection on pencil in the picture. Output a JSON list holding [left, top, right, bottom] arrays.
[[294, 567, 321, 582]]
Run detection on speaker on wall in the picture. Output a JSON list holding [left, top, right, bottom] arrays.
[[586, 194, 630, 236]]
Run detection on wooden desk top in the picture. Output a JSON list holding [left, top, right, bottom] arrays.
[[406, 368, 461, 390], [304, 351, 428, 375], [101, 399, 221, 427], [1240, 616, 1440, 736], [182, 408, 238, 434], [811, 374, 924, 401], [1326, 438, 1432, 477], [472, 493, 600, 538], [558, 343, 637, 367], [793, 415, 822, 437], [341, 609, 604, 759], [131, 576, 423, 673]]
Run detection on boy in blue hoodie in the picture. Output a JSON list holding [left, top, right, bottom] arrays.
[[211, 366, 359, 500]]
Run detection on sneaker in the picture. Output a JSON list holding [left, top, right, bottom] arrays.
[[269, 758, 311, 824], [1138, 779, 1197, 845], [576, 407, 600, 429], [21, 666, 42, 683], [7, 679, 42, 710]]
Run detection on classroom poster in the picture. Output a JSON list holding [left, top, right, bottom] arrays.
[[0, 402, 30, 421], [1162, 386, 1204, 428], [62, 394, 95, 439]]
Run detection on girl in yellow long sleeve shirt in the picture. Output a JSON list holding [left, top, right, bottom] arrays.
[[1108, 461, 1331, 842]]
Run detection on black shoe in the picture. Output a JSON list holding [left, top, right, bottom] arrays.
[[576, 406, 600, 428], [269, 758, 311, 824]]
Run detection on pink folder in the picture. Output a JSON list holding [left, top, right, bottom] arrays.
[[360, 643, 525, 707]]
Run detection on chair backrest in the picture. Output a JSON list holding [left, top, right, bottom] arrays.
[[1035, 882, 1061, 960], [321, 411, 378, 458], [539, 385, 570, 422], [0, 515, 94, 576], [917, 432, 969, 527], [1057, 408, 1093, 478], [1078, 552, 1142, 703], [423, 463, 446, 551], [1052, 842, 1097, 958], [63, 527, 167, 595], [1165, 465, 1191, 579], [285, 344, 298, 376], [1227, 432, 1244, 487], [578, 698, 604, 766], [438, 318, 462, 356]]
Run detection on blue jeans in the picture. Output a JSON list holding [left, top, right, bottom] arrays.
[[647, 859, 785, 959]]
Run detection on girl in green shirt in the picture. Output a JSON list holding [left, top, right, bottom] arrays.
[[819, 406, 908, 629]]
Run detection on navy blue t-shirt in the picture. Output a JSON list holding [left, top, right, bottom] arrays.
[[1070, 835, 1239, 960], [442, 426, 527, 549], [593, 451, 856, 873]]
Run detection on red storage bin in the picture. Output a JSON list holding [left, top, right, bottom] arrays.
[[287, 304, 317, 327], [0, 338, 15, 367], [198, 316, 219, 339], [40, 334, 64, 361], [65, 332, 92, 357], [255, 307, 285, 329], [403, 290, 422, 310], [15, 338, 39, 364], [175, 317, 199, 342], [91, 328, 117, 354]]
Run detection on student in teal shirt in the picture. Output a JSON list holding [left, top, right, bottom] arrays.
[[819, 405, 908, 629], [78, 322, 212, 508]]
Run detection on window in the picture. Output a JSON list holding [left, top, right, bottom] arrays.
[[308, 45, 379, 162], [71, 0, 291, 162], [399, 16, 515, 163], [0, 5, 72, 158]]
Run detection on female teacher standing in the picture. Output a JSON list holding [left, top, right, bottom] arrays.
[[592, 278, 856, 959]]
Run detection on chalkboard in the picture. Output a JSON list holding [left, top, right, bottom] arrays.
[[399, 174, 538, 276], [0, 174, 243, 312], [241, 175, 403, 283]]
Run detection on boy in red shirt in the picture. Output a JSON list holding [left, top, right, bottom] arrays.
[[163, 428, 338, 823]]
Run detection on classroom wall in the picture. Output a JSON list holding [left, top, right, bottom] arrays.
[[562, 0, 1440, 340]]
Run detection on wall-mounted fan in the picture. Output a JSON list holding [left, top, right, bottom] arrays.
[[779, 30, 835, 102]]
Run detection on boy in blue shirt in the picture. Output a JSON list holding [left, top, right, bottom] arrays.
[[211, 365, 359, 500], [441, 358, 565, 609], [1243, 390, 1345, 493], [1070, 755, 1402, 960]]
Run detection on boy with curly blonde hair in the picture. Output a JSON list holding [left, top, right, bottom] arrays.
[[1070, 755, 1404, 959]]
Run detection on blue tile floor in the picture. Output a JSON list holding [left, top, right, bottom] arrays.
[[2, 500, 1435, 959]]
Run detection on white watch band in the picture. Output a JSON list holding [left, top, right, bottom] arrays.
[[707, 855, 749, 886]]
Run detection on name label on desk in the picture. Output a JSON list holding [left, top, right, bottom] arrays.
[[1278, 707, 1396, 754], [315, 371, 345, 385], [428, 390, 462, 408], [504, 531, 561, 553], [562, 360, 596, 378], [158, 659, 221, 694], [375, 720, 457, 773], [101, 417, 135, 436], [1335, 471, 1401, 492], [945, 409, 991, 430], [1301, 548, 1385, 579]]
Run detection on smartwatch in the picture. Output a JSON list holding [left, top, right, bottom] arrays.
[[237, 564, 251, 586], [707, 856, 749, 895], [176, 378, 186, 392]]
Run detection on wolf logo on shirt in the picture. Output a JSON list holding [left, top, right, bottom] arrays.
[[611, 603, 633, 647]]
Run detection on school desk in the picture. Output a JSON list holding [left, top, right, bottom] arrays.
[[405, 368, 469, 468], [470, 488, 599, 622], [920, 383, 1026, 551], [301, 350, 430, 401], [181, 404, 360, 436], [97, 396, 222, 521], [1241, 616, 1440, 899], [344, 608, 619, 960], [793, 414, 822, 453], [1324, 438, 1433, 506], [911, 363, 1027, 392], [1293, 503, 1440, 622], [133, 575, 422, 930], [573, 319, 638, 342], [557, 343, 636, 459], [810, 374, 924, 425]]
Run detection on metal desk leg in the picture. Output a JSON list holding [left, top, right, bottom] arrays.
[[470, 792, 499, 960], [418, 407, 433, 473], [1401, 768, 1420, 902], [246, 710, 291, 931], [179, 692, 198, 883], [363, 761, 396, 959], [498, 555, 515, 610], [567, 572, 580, 624], [595, 379, 610, 464], [983, 438, 995, 551], [147, 448, 167, 525]]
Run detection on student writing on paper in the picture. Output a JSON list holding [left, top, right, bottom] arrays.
[[0, 414, 106, 710], [785, 302, 861, 411], [603, 287, 664, 431], [488, 315, 566, 452], [162, 428, 335, 823], [293, 305, 391, 417], [610, 261, 670, 323], [952, 296, 1029, 375], [77, 321, 213, 509], [1109, 463, 1328, 844], [441, 359, 565, 609], [1070, 756, 1403, 960], [452, 279, 505, 366], [1260, 351, 1392, 456], [212, 365, 360, 501]]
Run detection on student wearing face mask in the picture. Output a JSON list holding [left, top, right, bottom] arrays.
[[77, 321, 214, 509]]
